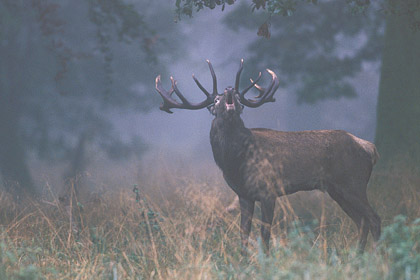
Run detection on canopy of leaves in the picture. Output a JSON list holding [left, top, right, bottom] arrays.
[[174, 1, 401, 104], [0, 0, 183, 162], [223, 0, 384, 103], [175, 0, 236, 19]]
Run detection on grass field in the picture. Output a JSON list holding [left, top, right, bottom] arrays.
[[0, 161, 419, 279]]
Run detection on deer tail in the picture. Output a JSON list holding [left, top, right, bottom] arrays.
[[348, 133, 380, 165]]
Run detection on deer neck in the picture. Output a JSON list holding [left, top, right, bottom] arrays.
[[211, 114, 250, 140], [210, 114, 254, 180]]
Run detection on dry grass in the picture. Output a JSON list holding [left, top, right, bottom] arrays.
[[0, 159, 419, 279]]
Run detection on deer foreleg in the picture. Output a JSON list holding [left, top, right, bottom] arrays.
[[261, 198, 275, 255], [239, 196, 255, 256]]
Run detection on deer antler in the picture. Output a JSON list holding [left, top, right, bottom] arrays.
[[235, 59, 280, 108], [155, 60, 219, 113]]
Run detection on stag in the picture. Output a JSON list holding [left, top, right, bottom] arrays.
[[155, 59, 381, 255]]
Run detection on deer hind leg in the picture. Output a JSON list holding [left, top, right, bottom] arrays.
[[239, 196, 255, 257], [369, 209, 381, 242], [357, 192, 381, 242], [344, 190, 381, 245], [260, 198, 276, 255], [327, 187, 370, 253]]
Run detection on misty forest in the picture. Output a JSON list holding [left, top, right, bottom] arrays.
[[1, 0, 420, 279]]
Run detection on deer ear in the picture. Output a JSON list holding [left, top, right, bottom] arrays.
[[207, 104, 216, 115]]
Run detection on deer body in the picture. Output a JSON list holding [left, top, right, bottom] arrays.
[[156, 59, 381, 255], [212, 126, 378, 200]]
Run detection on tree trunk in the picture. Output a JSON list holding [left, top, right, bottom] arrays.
[[375, 15, 420, 175], [0, 92, 36, 197], [62, 130, 90, 199], [0, 16, 36, 197]]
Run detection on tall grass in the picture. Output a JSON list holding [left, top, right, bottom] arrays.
[[0, 160, 419, 279]]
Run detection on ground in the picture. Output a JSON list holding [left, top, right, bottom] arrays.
[[0, 159, 419, 279]]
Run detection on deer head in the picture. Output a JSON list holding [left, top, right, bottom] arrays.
[[155, 59, 280, 116]]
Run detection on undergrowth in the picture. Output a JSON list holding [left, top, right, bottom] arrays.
[[0, 163, 419, 279]]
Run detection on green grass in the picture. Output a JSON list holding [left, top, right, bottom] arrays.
[[0, 163, 419, 279]]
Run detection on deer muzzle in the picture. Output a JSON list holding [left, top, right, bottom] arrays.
[[226, 91, 235, 111]]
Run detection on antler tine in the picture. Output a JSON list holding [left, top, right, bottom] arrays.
[[238, 68, 280, 108], [155, 59, 223, 113], [155, 75, 177, 113], [235, 58, 264, 97], [253, 69, 278, 103], [240, 72, 262, 96], [235, 59, 244, 91], [262, 69, 280, 102], [206, 60, 218, 95], [155, 74, 214, 113], [170, 76, 190, 105], [250, 79, 265, 98], [192, 74, 211, 98], [249, 70, 275, 99]]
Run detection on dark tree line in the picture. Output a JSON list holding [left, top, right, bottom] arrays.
[[0, 0, 183, 197], [1, 0, 419, 199]]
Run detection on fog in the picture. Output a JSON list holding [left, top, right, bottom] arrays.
[[133, 8, 379, 163], [0, 1, 381, 195]]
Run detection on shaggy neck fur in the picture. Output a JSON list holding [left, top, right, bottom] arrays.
[[210, 113, 254, 192]]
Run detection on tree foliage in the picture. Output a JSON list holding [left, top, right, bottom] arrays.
[[175, 0, 236, 18], [175, 0, 384, 104], [176, 0, 420, 30], [226, 1, 384, 103], [0, 0, 183, 193]]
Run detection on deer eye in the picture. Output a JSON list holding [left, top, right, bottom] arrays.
[[214, 96, 221, 105]]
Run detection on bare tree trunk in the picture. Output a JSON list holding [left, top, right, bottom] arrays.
[[61, 130, 91, 197], [59, 131, 91, 235], [0, 52, 35, 198], [0, 102, 35, 197], [375, 14, 420, 179]]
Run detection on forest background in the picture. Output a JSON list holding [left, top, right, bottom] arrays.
[[0, 0, 419, 279]]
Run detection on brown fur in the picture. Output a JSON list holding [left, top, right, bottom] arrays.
[[209, 90, 380, 255]]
